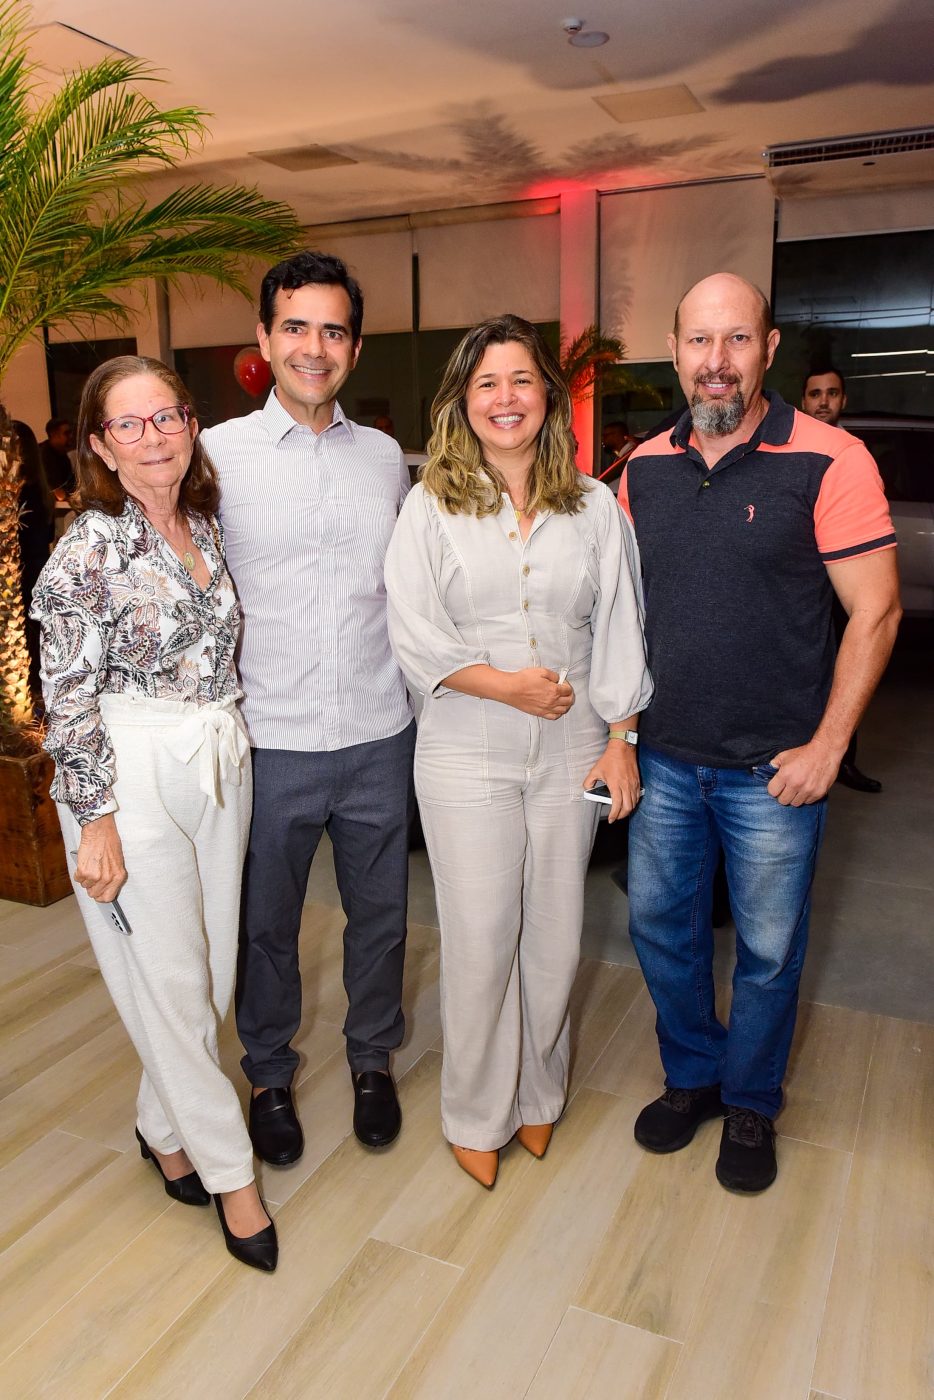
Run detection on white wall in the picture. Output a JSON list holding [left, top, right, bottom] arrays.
[[168, 232, 416, 346], [1, 339, 52, 437], [169, 272, 264, 350], [417, 215, 559, 330], [777, 186, 934, 241], [600, 178, 776, 361]]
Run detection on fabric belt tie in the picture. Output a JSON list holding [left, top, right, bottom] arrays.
[[162, 708, 249, 805]]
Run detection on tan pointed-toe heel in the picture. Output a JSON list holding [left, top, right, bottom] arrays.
[[451, 1145, 499, 1188], [515, 1122, 554, 1158]]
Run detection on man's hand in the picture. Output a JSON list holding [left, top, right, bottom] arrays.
[[503, 668, 575, 720], [75, 813, 128, 902], [768, 739, 842, 806], [583, 742, 641, 823]]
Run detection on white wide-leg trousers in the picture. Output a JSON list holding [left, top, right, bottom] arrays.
[[416, 704, 601, 1151], [57, 694, 255, 1193]]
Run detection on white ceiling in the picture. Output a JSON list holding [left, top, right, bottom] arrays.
[[26, 0, 934, 224]]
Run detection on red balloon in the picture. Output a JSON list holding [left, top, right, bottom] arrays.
[[233, 347, 272, 397]]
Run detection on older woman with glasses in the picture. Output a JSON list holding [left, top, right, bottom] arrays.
[[32, 355, 276, 1272]]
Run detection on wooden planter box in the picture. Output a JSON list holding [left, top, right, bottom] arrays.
[[0, 749, 71, 905]]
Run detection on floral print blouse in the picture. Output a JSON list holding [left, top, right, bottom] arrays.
[[31, 501, 242, 825]]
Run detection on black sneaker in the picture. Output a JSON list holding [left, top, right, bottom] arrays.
[[634, 1085, 725, 1153], [715, 1108, 777, 1192]]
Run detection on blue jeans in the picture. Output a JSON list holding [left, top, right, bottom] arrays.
[[627, 746, 827, 1118]]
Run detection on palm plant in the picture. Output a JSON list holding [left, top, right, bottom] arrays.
[[0, 0, 303, 737], [560, 324, 660, 404]]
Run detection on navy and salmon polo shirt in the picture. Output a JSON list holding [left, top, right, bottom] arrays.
[[619, 391, 896, 768]]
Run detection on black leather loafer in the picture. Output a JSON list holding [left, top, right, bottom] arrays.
[[352, 1070, 401, 1148], [836, 761, 882, 793], [248, 1086, 304, 1166], [136, 1128, 210, 1206]]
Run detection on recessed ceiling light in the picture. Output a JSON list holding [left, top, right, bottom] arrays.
[[569, 30, 609, 47]]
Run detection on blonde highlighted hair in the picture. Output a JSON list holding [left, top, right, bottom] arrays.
[[421, 315, 586, 517]]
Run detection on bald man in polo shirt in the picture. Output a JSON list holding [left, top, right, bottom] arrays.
[[619, 274, 901, 1192]]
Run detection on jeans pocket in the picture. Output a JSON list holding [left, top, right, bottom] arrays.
[[750, 762, 779, 783]]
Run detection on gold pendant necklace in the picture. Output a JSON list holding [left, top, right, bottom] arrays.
[[182, 550, 196, 573]]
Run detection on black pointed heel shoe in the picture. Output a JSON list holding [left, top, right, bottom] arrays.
[[214, 1195, 278, 1272], [135, 1128, 210, 1206]]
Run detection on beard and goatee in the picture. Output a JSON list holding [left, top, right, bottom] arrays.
[[691, 382, 746, 436]]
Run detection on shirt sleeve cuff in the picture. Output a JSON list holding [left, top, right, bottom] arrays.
[[75, 792, 118, 827], [429, 654, 492, 698]]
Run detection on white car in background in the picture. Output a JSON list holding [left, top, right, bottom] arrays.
[[843, 417, 934, 617]]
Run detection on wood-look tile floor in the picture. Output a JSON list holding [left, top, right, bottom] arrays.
[[0, 891, 931, 1400]]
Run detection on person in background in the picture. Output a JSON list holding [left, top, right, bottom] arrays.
[[39, 417, 75, 496], [373, 413, 397, 440], [801, 366, 847, 427], [622, 275, 900, 1193], [601, 418, 638, 469], [12, 420, 55, 697], [202, 251, 415, 1165], [386, 314, 651, 1188], [801, 365, 882, 793], [32, 356, 277, 1272]]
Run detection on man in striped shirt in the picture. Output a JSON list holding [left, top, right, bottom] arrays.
[[202, 251, 415, 1163]]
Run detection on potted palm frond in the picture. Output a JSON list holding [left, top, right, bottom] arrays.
[[0, 0, 302, 902], [560, 324, 661, 405]]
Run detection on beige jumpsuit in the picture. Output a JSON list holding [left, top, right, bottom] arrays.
[[386, 479, 652, 1149]]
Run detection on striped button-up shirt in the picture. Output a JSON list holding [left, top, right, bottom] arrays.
[[202, 392, 412, 752]]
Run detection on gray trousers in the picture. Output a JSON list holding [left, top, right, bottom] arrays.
[[236, 721, 415, 1084], [417, 704, 601, 1151]]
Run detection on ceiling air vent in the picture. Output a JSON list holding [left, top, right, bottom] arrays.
[[765, 127, 934, 169], [763, 127, 934, 199]]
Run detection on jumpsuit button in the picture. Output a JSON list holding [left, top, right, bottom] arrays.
[[508, 530, 518, 540], [522, 600, 529, 610], [530, 638, 537, 648], [522, 564, 531, 575]]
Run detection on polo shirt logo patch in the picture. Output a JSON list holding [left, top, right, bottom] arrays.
[[745, 504, 756, 523]]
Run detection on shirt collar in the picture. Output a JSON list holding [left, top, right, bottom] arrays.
[[260, 389, 355, 446], [670, 390, 794, 452]]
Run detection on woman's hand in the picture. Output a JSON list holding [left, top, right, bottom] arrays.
[[583, 741, 641, 823], [503, 668, 575, 720], [75, 814, 127, 902]]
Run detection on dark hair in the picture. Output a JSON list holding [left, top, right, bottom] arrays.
[[802, 364, 846, 396], [259, 250, 364, 342], [75, 356, 219, 518], [421, 314, 584, 517], [603, 419, 630, 434], [45, 417, 71, 436]]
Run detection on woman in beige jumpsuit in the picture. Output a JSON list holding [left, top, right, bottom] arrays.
[[385, 316, 652, 1186]]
